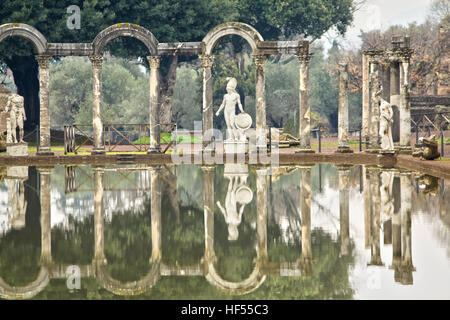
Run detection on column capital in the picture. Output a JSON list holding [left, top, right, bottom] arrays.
[[89, 55, 103, 68], [35, 55, 52, 69], [252, 54, 268, 68], [147, 55, 161, 69], [295, 53, 313, 64], [200, 54, 215, 68]]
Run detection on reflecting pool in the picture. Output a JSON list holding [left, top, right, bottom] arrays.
[[0, 164, 449, 299]]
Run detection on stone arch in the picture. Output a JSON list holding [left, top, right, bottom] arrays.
[[204, 261, 266, 295], [92, 23, 158, 55], [0, 267, 49, 300], [202, 22, 264, 55], [95, 262, 161, 296], [0, 23, 47, 54]]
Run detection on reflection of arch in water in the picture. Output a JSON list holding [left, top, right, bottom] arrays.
[[95, 262, 160, 296], [202, 22, 264, 55], [0, 267, 49, 300], [0, 23, 47, 54], [204, 261, 266, 296]]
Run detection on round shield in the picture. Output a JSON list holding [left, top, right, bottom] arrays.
[[235, 112, 252, 130], [236, 186, 253, 204]]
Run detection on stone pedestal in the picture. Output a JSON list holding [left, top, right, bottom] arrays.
[[7, 142, 28, 156], [336, 146, 353, 153], [224, 140, 247, 154]]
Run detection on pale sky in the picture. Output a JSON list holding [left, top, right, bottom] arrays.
[[320, 0, 433, 51]]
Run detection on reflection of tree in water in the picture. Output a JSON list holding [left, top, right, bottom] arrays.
[[103, 203, 152, 283], [0, 167, 41, 286], [51, 215, 94, 265], [257, 229, 355, 300]]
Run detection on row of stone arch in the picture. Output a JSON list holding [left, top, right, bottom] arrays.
[[0, 22, 312, 154]]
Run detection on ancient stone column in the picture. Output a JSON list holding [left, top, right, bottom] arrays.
[[368, 60, 381, 151], [256, 168, 268, 262], [89, 56, 105, 155], [390, 61, 401, 143], [337, 165, 352, 256], [201, 55, 215, 151], [147, 56, 161, 153], [399, 57, 412, 154], [363, 166, 371, 249], [296, 44, 314, 153], [368, 167, 384, 266], [254, 54, 268, 149], [38, 166, 53, 265], [336, 63, 353, 153], [299, 165, 313, 275], [202, 166, 215, 263], [400, 172, 414, 284], [150, 167, 162, 262], [36, 55, 54, 156], [362, 52, 370, 144], [93, 166, 106, 264]]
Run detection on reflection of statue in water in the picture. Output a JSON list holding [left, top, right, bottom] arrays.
[[380, 171, 394, 222], [216, 173, 252, 241], [215, 77, 245, 141], [379, 98, 394, 151], [6, 179, 27, 229], [5, 94, 26, 143]]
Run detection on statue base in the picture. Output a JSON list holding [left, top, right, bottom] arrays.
[[365, 148, 381, 154], [378, 150, 396, 157], [7, 143, 28, 156], [396, 146, 412, 155], [224, 140, 247, 154], [335, 145, 354, 153], [295, 147, 315, 154]]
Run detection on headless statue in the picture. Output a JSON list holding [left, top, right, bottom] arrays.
[[379, 98, 394, 151], [5, 94, 26, 143]]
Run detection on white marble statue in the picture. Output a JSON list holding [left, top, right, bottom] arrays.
[[379, 98, 394, 151], [216, 173, 252, 241], [215, 77, 245, 141], [5, 94, 26, 143]]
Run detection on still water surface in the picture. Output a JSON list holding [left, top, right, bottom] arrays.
[[0, 164, 448, 299]]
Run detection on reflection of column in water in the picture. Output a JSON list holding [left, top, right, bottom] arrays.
[[368, 167, 384, 266], [202, 166, 215, 263], [150, 166, 162, 262], [337, 165, 352, 256], [93, 166, 106, 264], [400, 173, 415, 285], [363, 166, 371, 249], [38, 166, 53, 265], [299, 165, 313, 276], [390, 171, 402, 282], [256, 168, 268, 263]]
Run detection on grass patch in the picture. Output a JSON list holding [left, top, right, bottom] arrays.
[[133, 133, 202, 145]]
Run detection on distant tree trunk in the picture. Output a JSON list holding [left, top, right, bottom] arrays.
[[5, 56, 40, 129], [159, 55, 178, 131]]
